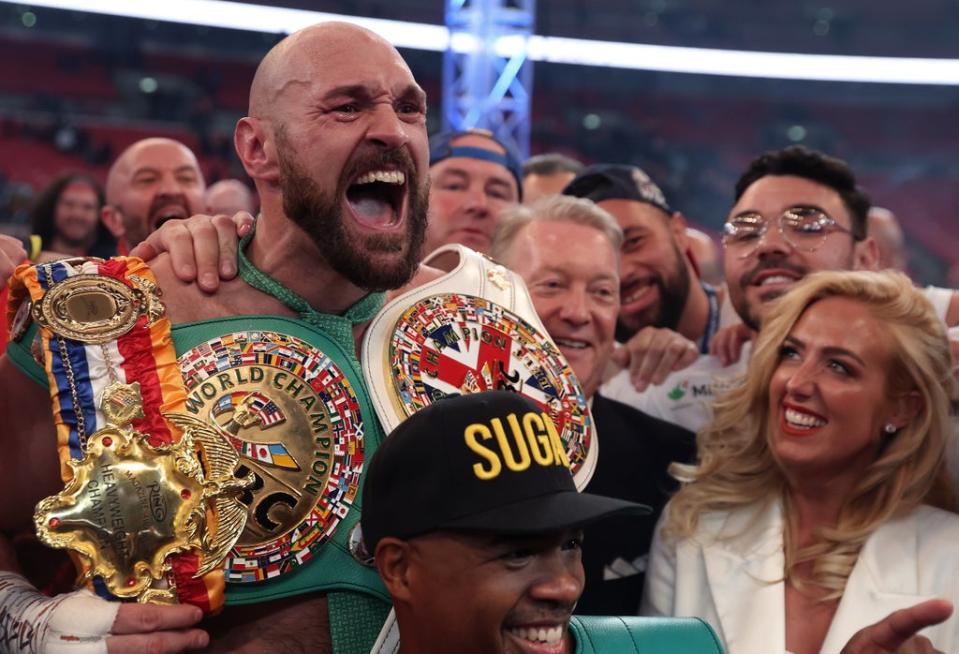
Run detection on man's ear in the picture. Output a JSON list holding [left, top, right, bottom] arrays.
[[235, 117, 280, 186], [669, 211, 689, 248], [374, 538, 413, 602], [853, 236, 879, 271], [101, 205, 124, 239]]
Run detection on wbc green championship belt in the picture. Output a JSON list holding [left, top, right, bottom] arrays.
[[362, 244, 597, 490], [170, 315, 385, 605]]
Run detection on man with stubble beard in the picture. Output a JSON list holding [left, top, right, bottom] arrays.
[[561, 166, 738, 430], [0, 21, 430, 653], [100, 137, 207, 254]]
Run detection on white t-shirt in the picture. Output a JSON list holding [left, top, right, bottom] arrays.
[[602, 287, 742, 433]]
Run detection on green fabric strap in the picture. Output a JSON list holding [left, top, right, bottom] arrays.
[[236, 232, 385, 366], [327, 591, 391, 654]]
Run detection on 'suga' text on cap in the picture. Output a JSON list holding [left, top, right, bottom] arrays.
[[464, 411, 571, 480]]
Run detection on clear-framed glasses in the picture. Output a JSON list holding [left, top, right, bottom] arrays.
[[721, 206, 855, 259]]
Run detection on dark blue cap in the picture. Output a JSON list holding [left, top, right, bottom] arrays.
[[429, 128, 524, 201]]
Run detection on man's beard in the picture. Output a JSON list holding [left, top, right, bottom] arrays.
[[56, 220, 97, 249], [114, 207, 149, 250], [615, 243, 691, 342], [277, 145, 428, 292], [114, 192, 196, 249], [733, 255, 812, 331]]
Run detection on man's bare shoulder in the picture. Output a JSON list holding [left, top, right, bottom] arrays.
[[387, 263, 445, 302]]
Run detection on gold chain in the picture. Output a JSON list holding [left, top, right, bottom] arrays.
[[54, 335, 86, 443], [43, 262, 88, 444], [99, 343, 121, 385]]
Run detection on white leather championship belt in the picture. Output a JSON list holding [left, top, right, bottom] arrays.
[[362, 244, 597, 489]]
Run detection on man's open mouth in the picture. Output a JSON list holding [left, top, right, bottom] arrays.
[[151, 203, 190, 229], [345, 168, 408, 231]]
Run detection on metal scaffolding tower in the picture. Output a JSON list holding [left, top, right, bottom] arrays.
[[442, 0, 535, 159]]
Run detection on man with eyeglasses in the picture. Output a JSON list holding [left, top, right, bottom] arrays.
[[723, 146, 958, 342], [722, 146, 879, 334], [601, 145, 958, 434]]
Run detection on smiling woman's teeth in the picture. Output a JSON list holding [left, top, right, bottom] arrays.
[[354, 170, 405, 185], [508, 625, 563, 646], [785, 407, 825, 429]]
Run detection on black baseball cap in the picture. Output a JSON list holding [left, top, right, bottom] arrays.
[[563, 163, 672, 214], [361, 391, 649, 553], [429, 128, 524, 200]]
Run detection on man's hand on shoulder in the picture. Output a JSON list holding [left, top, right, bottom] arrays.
[[839, 599, 952, 654], [0, 234, 27, 291], [708, 322, 754, 366], [130, 212, 255, 293], [612, 326, 699, 393]]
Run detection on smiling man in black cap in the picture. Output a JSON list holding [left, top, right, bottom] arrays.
[[562, 165, 738, 431], [563, 165, 732, 361], [361, 391, 723, 654]]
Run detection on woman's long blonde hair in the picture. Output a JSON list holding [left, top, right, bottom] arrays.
[[665, 270, 959, 599]]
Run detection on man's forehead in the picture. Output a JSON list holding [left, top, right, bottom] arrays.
[[254, 23, 419, 114], [525, 219, 613, 253], [732, 174, 848, 218], [309, 51, 417, 91], [432, 155, 513, 181], [291, 33, 414, 94], [129, 143, 199, 175], [514, 221, 619, 279], [431, 528, 573, 549], [107, 139, 199, 199]]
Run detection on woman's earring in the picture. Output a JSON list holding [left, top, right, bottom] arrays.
[[884, 423, 898, 434]]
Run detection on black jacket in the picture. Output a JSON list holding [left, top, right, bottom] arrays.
[[575, 392, 695, 615]]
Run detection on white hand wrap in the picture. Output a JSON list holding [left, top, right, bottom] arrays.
[[0, 572, 119, 654]]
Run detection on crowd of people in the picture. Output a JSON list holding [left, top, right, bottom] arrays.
[[0, 20, 958, 654]]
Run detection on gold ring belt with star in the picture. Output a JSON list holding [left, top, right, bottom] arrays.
[[8, 257, 251, 613]]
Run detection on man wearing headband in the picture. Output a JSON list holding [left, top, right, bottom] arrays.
[[425, 128, 523, 257]]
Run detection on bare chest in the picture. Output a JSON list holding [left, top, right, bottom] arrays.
[[784, 584, 838, 654]]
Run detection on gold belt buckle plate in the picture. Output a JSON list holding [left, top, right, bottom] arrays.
[[34, 382, 252, 603]]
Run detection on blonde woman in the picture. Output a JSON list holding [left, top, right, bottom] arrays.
[[642, 270, 959, 654]]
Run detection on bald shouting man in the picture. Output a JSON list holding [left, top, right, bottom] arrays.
[[101, 137, 206, 253], [1, 22, 430, 653]]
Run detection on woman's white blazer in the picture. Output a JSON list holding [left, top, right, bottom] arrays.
[[641, 500, 959, 654]]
